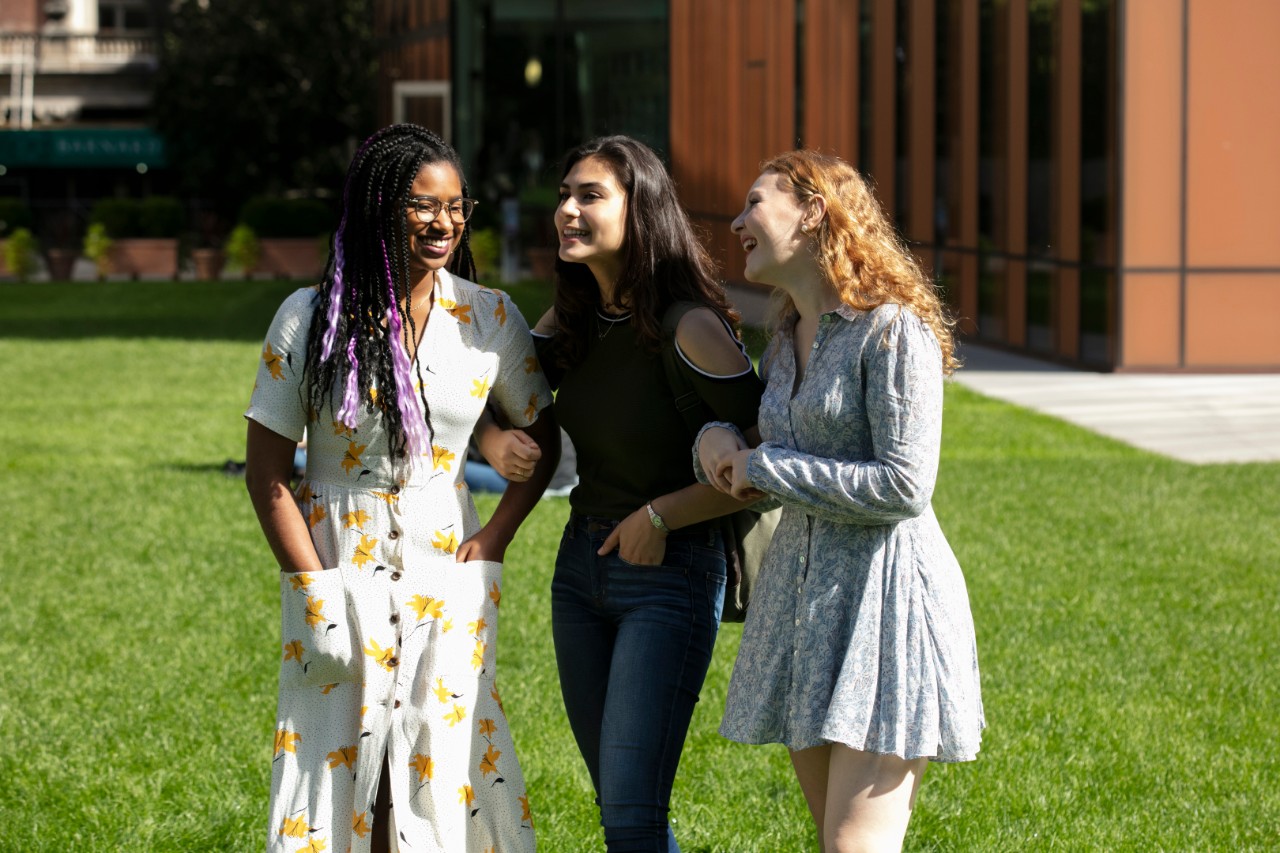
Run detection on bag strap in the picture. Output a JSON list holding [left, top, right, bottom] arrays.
[[660, 301, 713, 438]]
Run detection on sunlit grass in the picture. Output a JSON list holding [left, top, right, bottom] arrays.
[[0, 281, 1276, 850]]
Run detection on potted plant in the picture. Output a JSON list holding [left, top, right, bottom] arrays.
[[190, 211, 226, 281], [39, 209, 79, 280], [2, 227, 39, 282], [83, 223, 114, 280], [89, 197, 183, 279], [237, 196, 332, 280], [223, 224, 261, 279], [0, 199, 35, 277]]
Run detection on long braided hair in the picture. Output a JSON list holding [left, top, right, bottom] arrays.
[[304, 124, 479, 461], [548, 135, 738, 369]]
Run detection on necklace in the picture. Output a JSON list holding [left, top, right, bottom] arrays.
[[595, 308, 631, 341]]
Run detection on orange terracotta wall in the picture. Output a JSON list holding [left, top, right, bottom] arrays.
[[1119, 0, 1280, 370]]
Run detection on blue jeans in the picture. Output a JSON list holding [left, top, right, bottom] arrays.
[[551, 515, 727, 853]]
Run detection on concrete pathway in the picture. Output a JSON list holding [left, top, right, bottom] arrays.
[[724, 284, 1280, 465], [951, 344, 1280, 464]]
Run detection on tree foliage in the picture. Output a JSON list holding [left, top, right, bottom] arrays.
[[151, 0, 377, 222]]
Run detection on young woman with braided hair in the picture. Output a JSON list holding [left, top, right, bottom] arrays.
[[245, 123, 557, 853]]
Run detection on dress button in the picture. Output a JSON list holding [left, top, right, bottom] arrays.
[[812, 341, 819, 349], [390, 571, 402, 581], [389, 613, 399, 624], [388, 657, 399, 667], [794, 618, 800, 626], [388, 530, 400, 540], [394, 700, 402, 709], [390, 485, 401, 495]]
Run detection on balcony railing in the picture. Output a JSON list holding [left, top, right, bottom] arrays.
[[0, 31, 158, 72]]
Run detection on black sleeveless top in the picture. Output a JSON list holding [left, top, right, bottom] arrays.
[[534, 305, 764, 519]]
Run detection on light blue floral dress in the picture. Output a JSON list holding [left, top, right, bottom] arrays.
[[698, 303, 984, 762]]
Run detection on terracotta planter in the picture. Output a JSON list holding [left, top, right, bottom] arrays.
[[258, 238, 326, 280], [109, 238, 179, 280], [191, 248, 225, 281], [45, 248, 78, 281]]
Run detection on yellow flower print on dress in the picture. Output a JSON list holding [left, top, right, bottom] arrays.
[[295, 483, 315, 503], [262, 342, 286, 380], [283, 640, 304, 663], [352, 534, 379, 569], [340, 441, 368, 474], [525, 355, 540, 374], [494, 298, 507, 325], [524, 393, 538, 422], [410, 753, 434, 783], [431, 444, 456, 471], [479, 743, 502, 777], [342, 509, 371, 529], [273, 728, 302, 758], [467, 617, 487, 638], [300, 838, 327, 853], [489, 581, 501, 608], [439, 298, 472, 324], [308, 504, 327, 529], [470, 376, 491, 398], [370, 490, 399, 508], [289, 573, 313, 591], [491, 685, 506, 716], [478, 718, 497, 738], [519, 793, 533, 827], [364, 638, 396, 672], [303, 596, 332, 630], [319, 683, 338, 694], [432, 529, 459, 554], [332, 419, 354, 438], [458, 784, 476, 808], [433, 677, 461, 704], [409, 595, 445, 621], [441, 617, 454, 633], [352, 811, 371, 839], [444, 703, 467, 727], [326, 745, 358, 771], [471, 640, 486, 671], [279, 814, 309, 838]]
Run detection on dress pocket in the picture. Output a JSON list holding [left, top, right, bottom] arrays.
[[278, 568, 360, 689]]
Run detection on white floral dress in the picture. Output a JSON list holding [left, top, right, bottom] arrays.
[[246, 270, 550, 852]]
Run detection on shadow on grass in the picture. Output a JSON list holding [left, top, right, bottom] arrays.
[[0, 280, 306, 342]]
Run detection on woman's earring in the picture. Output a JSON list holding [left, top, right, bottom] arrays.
[[801, 225, 811, 234]]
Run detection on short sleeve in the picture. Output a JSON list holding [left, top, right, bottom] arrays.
[[484, 292, 554, 429], [244, 288, 316, 443]]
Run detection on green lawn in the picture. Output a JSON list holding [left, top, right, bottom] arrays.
[[1, 280, 1277, 851]]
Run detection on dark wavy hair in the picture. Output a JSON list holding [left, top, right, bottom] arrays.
[[548, 135, 737, 368], [303, 123, 478, 460]]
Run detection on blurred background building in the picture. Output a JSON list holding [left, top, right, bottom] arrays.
[[2, 0, 1277, 372]]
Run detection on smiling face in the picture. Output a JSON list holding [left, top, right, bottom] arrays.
[[405, 161, 465, 278], [730, 170, 813, 287], [555, 155, 628, 288]]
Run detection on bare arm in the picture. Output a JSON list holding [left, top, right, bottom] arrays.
[[456, 408, 561, 563], [245, 419, 323, 573]]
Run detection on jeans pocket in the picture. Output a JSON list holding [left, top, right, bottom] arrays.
[[278, 568, 359, 689]]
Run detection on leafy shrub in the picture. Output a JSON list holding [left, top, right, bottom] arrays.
[[3, 227, 39, 280], [137, 197, 185, 238], [90, 197, 186, 238], [238, 197, 333, 238], [0, 199, 34, 238], [224, 224, 260, 274], [83, 223, 114, 276], [469, 228, 500, 280], [90, 199, 138, 239]]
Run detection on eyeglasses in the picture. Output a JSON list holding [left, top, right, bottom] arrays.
[[408, 196, 478, 225]]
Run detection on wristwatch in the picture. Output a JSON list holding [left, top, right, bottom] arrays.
[[646, 501, 669, 532]]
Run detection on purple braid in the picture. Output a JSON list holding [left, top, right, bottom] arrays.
[[335, 335, 361, 428], [319, 213, 348, 362], [381, 236, 430, 458]]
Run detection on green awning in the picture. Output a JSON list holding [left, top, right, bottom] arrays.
[[0, 128, 167, 168]]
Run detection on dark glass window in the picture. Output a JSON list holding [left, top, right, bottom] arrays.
[[1080, 0, 1116, 364]]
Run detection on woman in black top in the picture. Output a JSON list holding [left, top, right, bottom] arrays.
[[529, 136, 764, 851]]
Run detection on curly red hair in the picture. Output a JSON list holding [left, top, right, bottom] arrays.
[[761, 150, 959, 374]]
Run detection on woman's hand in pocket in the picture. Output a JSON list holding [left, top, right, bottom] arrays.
[[456, 524, 509, 563]]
